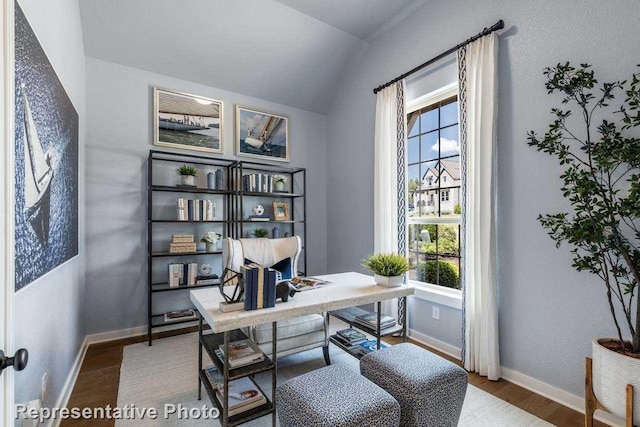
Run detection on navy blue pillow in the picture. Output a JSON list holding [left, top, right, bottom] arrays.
[[244, 257, 293, 280]]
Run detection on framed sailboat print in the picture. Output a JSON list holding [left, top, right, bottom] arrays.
[[153, 87, 224, 154], [235, 106, 289, 162], [14, 3, 79, 290]]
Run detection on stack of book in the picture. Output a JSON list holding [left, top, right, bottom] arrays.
[[196, 274, 219, 286], [169, 234, 196, 253], [354, 312, 397, 331], [242, 173, 275, 193], [330, 328, 367, 352], [241, 264, 277, 310], [216, 376, 267, 416], [214, 339, 265, 368], [177, 198, 215, 221], [168, 262, 198, 287], [164, 309, 196, 323]]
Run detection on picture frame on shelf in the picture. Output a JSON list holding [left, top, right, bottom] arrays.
[[273, 202, 290, 221], [153, 87, 223, 154], [235, 105, 289, 162]]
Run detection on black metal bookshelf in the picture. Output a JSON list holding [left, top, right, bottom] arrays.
[[147, 150, 235, 345]]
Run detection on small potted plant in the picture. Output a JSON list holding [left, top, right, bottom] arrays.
[[272, 174, 287, 192], [177, 165, 197, 186], [200, 231, 221, 252], [252, 228, 269, 238], [361, 253, 410, 287]]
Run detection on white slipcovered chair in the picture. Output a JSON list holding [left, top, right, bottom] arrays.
[[222, 236, 330, 364]]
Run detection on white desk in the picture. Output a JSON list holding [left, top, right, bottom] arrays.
[[190, 271, 414, 333], [189, 271, 414, 427]]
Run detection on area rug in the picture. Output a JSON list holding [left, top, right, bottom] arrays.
[[116, 332, 552, 426]]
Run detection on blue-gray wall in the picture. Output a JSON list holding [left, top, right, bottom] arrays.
[[84, 57, 328, 334], [13, 0, 86, 414], [326, 0, 640, 397]]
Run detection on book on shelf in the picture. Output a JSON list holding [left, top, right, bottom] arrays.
[[335, 328, 367, 344], [177, 198, 215, 221], [353, 312, 397, 330], [242, 173, 275, 193], [247, 215, 270, 221], [204, 364, 223, 390], [215, 377, 267, 417], [221, 339, 263, 361], [289, 276, 331, 291], [330, 335, 361, 352], [214, 348, 265, 369], [356, 339, 389, 356], [168, 262, 198, 286], [164, 309, 196, 323]]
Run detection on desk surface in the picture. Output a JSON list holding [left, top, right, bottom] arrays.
[[190, 271, 414, 333]]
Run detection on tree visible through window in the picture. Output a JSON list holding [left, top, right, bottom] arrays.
[[406, 94, 462, 289]]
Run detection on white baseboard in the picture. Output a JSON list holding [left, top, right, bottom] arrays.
[[48, 335, 88, 427], [408, 330, 624, 427], [86, 325, 147, 345], [501, 367, 624, 427], [408, 328, 462, 360]]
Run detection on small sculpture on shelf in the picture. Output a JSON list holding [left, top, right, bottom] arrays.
[[177, 165, 198, 187], [275, 281, 297, 302], [218, 268, 245, 312]]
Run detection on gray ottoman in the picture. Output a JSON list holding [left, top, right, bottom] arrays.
[[276, 364, 400, 427], [360, 343, 468, 427]]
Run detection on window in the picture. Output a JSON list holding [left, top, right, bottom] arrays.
[[406, 85, 462, 290]]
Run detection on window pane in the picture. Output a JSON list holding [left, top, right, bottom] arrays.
[[440, 125, 460, 156], [421, 131, 439, 162], [408, 136, 420, 164], [408, 164, 420, 183], [408, 111, 420, 137], [420, 108, 438, 133], [441, 101, 458, 127]]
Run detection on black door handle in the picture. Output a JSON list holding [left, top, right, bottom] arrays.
[[0, 348, 28, 375]]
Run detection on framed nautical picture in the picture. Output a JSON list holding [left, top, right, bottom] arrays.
[[235, 106, 289, 162], [272, 202, 290, 221], [153, 87, 223, 154], [14, 3, 79, 290]]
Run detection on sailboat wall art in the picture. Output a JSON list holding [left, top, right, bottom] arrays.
[[14, 2, 79, 291], [236, 106, 289, 162]]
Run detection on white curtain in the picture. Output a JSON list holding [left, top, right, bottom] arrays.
[[374, 81, 407, 321], [461, 33, 500, 380]]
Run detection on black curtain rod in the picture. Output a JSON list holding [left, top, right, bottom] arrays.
[[372, 19, 505, 94]]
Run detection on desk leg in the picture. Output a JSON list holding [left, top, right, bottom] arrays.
[[272, 321, 277, 427], [197, 315, 203, 401], [376, 301, 382, 350], [222, 331, 229, 427]]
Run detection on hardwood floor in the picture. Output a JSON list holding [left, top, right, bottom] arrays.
[[61, 329, 605, 427]]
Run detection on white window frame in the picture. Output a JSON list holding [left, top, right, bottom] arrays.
[[406, 82, 462, 308]]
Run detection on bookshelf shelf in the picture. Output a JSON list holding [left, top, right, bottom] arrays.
[[150, 282, 219, 293], [329, 306, 405, 337], [200, 331, 275, 381], [149, 220, 231, 224], [151, 313, 199, 328], [150, 250, 222, 258], [238, 191, 303, 198], [150, 185, 232, 195]]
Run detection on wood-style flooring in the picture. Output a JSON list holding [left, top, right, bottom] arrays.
[[60, 329, 605, 427]]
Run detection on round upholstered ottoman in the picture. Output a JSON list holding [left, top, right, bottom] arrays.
[[360, 343, 468, 427], [276, 364, 400, 427]]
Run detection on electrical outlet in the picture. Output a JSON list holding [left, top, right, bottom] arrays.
[[21, 399, 41, 427], [432, 306, 440, 320], [41, 373, 48, 402]]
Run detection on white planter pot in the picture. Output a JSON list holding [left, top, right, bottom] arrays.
[[206, 242, 217, 253], [592, 338, 640, 425], [374, 274, 404, 287], [181, 175, 195, 186], [274, 181, 285, 192]]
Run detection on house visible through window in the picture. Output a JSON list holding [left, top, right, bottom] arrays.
[[406, 86, 462, 290]]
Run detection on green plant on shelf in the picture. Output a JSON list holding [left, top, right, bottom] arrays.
[[252, 228, 269, 238], [272, 174, 287, 184], [177, 165, 197, 176]]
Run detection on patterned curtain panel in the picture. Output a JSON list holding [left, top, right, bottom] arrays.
[[374, 80, 407, 323], [458, 33, 501, 380]]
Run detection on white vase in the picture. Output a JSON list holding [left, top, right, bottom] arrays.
[[206, 242, 216, 253], [374, 274, 404, 287], [181, 175, 195, 186], [274, 181, 285, 192], [592, 338, 640, 425]]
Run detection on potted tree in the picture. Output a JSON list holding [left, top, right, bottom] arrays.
[[361, 253, 410, 287], [527, 63, 640, 424], [177, 165, 197, 186]]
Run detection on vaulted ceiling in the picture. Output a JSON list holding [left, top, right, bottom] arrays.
[[78, 0, 429, 113]]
